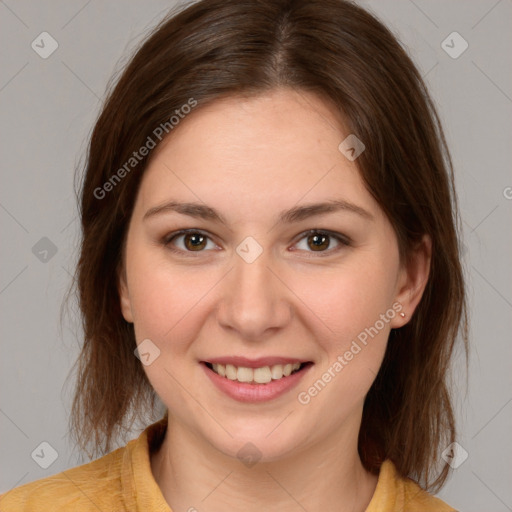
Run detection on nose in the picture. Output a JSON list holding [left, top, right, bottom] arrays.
[[216, 249, 292, 342]]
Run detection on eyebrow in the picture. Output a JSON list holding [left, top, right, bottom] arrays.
[[143, 199, 374, 224]]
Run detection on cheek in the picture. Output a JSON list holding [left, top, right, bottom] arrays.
[[292, 255, 396, 409], [296, 258, 397, 345], [127, 257, 214, 408], [125, 240, 209, 350], [130, 268, 208, 345], [295, 270, 393, 420]]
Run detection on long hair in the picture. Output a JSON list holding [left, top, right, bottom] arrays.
[[65, 0, 468, 492]]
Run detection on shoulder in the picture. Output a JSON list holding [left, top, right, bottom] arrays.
[[366, 460, 457, 512], [0, 416, 169, 512], [401, 477, 456, 512], [0, 444, 128, 512]]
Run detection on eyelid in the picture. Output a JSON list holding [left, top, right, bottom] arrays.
[[289, 229, 351, 258], [291, 228, 351, 246], [162, 228, 220, 255], [162, 228, 351, 256]]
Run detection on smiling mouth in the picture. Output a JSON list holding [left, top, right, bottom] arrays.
[[203, 361, 312, 385]]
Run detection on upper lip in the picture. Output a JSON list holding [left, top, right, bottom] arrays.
[[203, 356, 311, 368]]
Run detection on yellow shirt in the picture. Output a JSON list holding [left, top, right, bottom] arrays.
[[0, 416, 456, 511]]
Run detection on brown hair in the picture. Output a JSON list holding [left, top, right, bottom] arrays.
[[65, 0, 468, 492]]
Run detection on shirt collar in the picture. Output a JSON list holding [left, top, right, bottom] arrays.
[[121, 412, 170, 512], [120, 412, 410, 512]]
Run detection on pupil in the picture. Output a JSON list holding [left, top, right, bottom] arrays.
[[310, 234, 328, 251], [186, 233, 205, 250]]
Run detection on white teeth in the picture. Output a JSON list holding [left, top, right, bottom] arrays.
[[237, 366, 253, 383], [271, 365, 284, 379], [212, 363, 226, 377], [253, 366, 272, 384], [210, 362, 302, 384], [226, 364, 237, 380]]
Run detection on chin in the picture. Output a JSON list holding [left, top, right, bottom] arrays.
[[201, 419, 307, 464]]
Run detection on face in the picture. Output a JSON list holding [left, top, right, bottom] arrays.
[[118, 88, 430, 461]]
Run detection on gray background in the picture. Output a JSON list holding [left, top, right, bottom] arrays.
[[1, 1, 511, 510]]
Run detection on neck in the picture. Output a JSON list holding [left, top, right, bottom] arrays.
[[151, 413, 378, 512]]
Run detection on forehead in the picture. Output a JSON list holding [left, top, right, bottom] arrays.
[[135, 88, 378, 222], [152, 88, 350, 161]]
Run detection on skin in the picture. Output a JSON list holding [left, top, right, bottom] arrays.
[[118, 87, 431, 512]]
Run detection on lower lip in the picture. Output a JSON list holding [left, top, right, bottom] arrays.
[[201, 362, 313, 403]]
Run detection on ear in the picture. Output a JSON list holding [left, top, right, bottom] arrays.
[[390, 234, 432, 328], [117, 261, 134, 324]]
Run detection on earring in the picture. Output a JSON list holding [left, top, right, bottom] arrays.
[[400, 312, 406, 318]]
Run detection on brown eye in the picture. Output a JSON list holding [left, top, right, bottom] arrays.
[[307, 233, 330, 251], [293, 229, 350, 256], [183, 232, 207, 251], [164, 230, 215, 253]]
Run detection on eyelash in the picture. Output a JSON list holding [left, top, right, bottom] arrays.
[[161, 228, 351, 258]]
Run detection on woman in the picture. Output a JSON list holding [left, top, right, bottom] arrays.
[[0, 0, 468, 510]]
